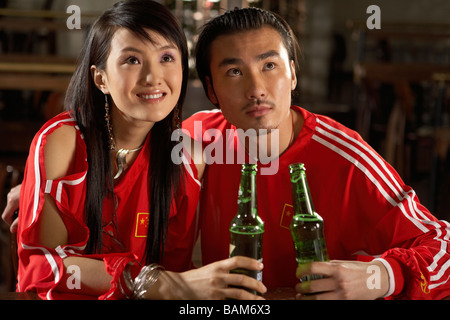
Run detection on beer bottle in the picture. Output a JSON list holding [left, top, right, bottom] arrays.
[[289, 163, 328, 282], [229, 164, 264, 294]]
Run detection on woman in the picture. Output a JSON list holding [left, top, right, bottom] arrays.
[[16, 0, 265, 300]]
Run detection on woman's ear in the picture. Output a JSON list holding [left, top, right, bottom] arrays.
[[205, 76, 218, 105], [90, 65, 109, 94]]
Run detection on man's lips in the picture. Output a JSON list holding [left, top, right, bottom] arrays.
[[245, 104, 272, 117]]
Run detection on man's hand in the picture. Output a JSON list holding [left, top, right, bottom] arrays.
[[295, 260, 389, 300], [1, 184, 21, 233]]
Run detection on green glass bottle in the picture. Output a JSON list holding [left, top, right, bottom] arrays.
[[289, 163, 328, 281], [229, 164, 264, 294]]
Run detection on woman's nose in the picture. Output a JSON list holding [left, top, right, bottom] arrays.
[[141, 62, 162, 86]]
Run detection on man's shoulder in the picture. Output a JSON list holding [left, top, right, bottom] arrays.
[[295, 105, 361, 141], [182, 108, 230, 134], [185, 108, 224, 122]]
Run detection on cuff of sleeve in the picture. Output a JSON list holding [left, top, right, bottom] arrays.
[[373, 257, 405, 298], [100, 255, 142, 300]]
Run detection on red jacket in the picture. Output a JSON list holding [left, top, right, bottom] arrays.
[[182, 105, 450, 299], [17, 112, 201, 299]]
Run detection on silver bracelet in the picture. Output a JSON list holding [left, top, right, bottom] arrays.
[[119, 263, 165, 299], [133, 264, 165, 300], [118, 262, 137, 299]]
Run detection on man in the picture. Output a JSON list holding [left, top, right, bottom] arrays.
[[4, 7, 450, 300], [181, 7, 450, 299]]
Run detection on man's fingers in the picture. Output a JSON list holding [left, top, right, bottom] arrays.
[[296, 261, 331, 279], [295, 276, 336, 294]]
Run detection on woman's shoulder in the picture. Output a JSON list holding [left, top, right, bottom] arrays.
[[42, 112, 82, 180], [38, 111, 77, 131]]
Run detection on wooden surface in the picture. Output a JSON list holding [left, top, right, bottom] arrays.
[[264, 287, 296, 300], [0, 287, 296, 300], [0, 292, 40, 300]]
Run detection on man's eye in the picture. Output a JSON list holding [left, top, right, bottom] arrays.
[[227, 68, 242, 77], [264, 62, 276, 70]]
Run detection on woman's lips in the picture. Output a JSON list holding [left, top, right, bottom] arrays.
[[137, 92, 166, 102]]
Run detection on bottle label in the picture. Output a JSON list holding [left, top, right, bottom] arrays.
[[229, 243, 236, 256], [300, 274, 324, 282], [256, 259, 263, 282]]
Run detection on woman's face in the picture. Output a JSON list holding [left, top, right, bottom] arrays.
[[93, 27, 183, 127]]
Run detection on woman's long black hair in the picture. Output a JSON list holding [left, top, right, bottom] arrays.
[[64, 0, 189, 264]]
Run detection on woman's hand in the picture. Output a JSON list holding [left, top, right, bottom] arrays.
[[146, 256, 267, 300]]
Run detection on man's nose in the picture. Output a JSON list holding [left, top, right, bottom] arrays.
[[245, 71, 267, 101]]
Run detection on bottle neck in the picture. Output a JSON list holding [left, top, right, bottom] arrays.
[[290, 167, 316, 217], [237, 170, 258, 218]]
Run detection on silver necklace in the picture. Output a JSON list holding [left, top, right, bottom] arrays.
[[104, 95, 144, 180], [114, 145, 143, 180]]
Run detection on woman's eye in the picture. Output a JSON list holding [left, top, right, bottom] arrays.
[[161, 54, 175, 63], [227, 68, 242, 77], [126, 56, 140, 65]]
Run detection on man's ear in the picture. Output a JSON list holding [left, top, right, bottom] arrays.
[[205, 76, 218, 105], [290, 60, 297, 91], [90, 65, 109, 94]]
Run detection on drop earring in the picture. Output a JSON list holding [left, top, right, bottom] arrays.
[[105, 94, 116, 151], [173, 106, 184, 159], [174, 106, 183, 143]]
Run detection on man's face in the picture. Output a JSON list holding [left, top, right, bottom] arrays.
[[207, 26, 297, 132]]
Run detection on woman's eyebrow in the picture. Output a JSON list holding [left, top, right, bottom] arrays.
[[119, 43, 177, 54], [120, 46, 143, 54]]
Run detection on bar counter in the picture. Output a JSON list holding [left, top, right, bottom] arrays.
[[0, 287, 296, 300]]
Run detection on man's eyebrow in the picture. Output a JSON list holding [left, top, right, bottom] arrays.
[[218, 57, 243, 67], [218, 50, 281, 67], [256, 50, 280, 61]]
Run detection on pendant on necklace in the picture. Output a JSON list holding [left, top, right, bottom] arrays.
[[114, 149, 129, 180], [113, 145, 143, 180]]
